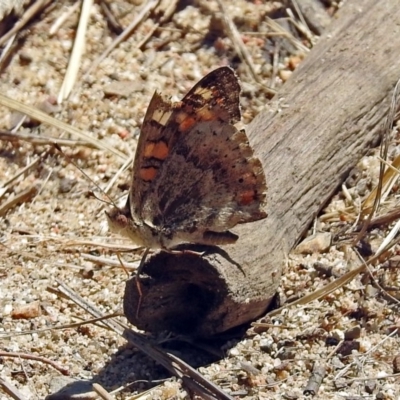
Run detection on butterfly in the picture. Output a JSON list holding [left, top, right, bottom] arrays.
[[106, 66, 267, 250]]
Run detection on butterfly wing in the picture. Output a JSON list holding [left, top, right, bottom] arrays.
[[140, 119, 267, 248], [129, 66, 241, 219]]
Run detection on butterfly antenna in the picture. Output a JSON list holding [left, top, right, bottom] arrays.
[[53, 143, 117, 208], [115, 251, 131, 278]]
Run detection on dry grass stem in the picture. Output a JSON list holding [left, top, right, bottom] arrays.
[[266, 17, 310, 53], [1, 156, 41, 188], [0, 93, 126, 159], [82, 0, 161, 83], [104, 155, 133, 194], [0, 33, 16, 66], [0, 0, 52, 47], [0, 312, 122, 339], [49, 2, 80, 36], [362, 154, 400, 215], [355, 77, 400, 244], [136, 0, 179, 50], [359, 249, 400, 305], [93, 383, 115, 400], [215, 0, 275, 95], [377, 219, 400, 254], [0, 376, 27, 400], [0, 185, 38, 216], [364, 206, 400, 229], [268, 231, 400, 318], [81, 252, 139, 270], [286, 6, 314, 44], [99, 1, 123, 34], [58, 0, 94, 102], [0, 129, 98, 148], [289, 0, 313, 39]]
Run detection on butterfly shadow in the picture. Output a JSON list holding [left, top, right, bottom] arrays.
[[46, 324, 250, 399]]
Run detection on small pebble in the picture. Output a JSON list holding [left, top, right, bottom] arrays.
[[294, 232, 331, 254], [11, 301, 41, 319]]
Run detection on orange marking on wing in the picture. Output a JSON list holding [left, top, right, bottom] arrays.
[[175, 111, 196, 131], [144, 141, 169, 160], [175, 111, 188, 124], [238, 190, 256, 205], [139, 167, 158, 182], [143, 142, 155, 157], [197, 107, 217, 121], [216, 96, 224, 106], [179, 116, 197, 132]]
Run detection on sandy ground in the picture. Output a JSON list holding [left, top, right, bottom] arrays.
[[0, 1, 400, 399]]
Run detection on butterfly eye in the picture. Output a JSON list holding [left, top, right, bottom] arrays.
[[116, 214, 129, 226]]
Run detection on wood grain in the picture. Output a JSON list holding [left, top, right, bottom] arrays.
[[124, 0, 400, 336]]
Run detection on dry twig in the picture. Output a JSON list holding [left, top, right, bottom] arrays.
[[303, 363, 325, 395], [0, 351, 69, 375]]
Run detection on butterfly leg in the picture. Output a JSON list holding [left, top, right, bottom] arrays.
[[135, 247, 151, 319]]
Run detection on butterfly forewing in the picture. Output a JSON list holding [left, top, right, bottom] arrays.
[[108, 66, 267, 249], [130, 67, 242, 217]]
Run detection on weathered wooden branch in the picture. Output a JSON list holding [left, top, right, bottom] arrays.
[[124, 0, 400, 336]]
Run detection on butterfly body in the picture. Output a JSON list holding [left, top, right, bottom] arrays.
[[106, 67, 267, 250]]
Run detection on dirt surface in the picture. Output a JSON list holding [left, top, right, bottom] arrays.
[[1, 1, 400, 399]]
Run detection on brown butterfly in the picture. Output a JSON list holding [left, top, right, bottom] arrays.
[[106, 66, 267, 250]]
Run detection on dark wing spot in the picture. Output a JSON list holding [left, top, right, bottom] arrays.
[[188, 155, 200, 166]]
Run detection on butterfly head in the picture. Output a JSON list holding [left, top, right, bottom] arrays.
[[105, 204, 165, 249]]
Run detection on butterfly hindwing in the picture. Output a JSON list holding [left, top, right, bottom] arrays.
[[140, 119, 267, 247]]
